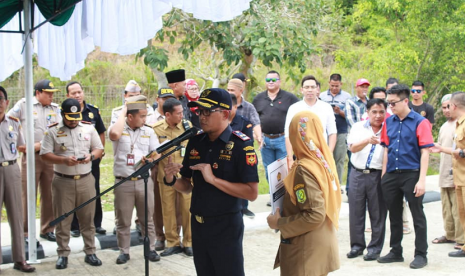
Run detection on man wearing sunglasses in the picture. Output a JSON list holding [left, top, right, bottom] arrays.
[[409, 80, 435, 125], [164, 88, 259, 276], [252, 71, 299, 206], [379, 84, 434, 269]]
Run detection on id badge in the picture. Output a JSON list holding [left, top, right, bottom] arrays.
[[180, 146, 186, 157], [10, 143, 16, 154], [127, 153, 135, 166]]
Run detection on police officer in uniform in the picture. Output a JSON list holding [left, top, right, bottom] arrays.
[[66, 81, 107, 236], [108, 95, 161, 264], [153, 98, 193, 257], [40, 98, 104, 269], [0, 86, 36, 273], [164, 88, 259, 276], [110, 80, 157, 126], [7, 79, 61, 242]]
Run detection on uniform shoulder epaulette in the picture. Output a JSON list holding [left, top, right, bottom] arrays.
[[144, 123, 156, 128], [8, 115, 19, 122], [48, 122, 59, 128], [51, 102, 59, 107], [152, 121, 164, 128], [232, 130, 251, 141], [87, 103, 99, 109], [81, 121, 92, 125], [112, 106, 123, 111]]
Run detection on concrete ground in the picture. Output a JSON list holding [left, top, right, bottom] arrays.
[[1, 175, 463, 275]]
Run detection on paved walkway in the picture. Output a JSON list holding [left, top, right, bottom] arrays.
[[1, 175, 463, 275]]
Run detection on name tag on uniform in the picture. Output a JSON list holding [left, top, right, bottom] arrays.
[[127, 153, 135, 166], [10, 143, 16, 154]]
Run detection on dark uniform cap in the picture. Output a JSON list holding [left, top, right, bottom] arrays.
[[158, 87, 176, 98], [165, 69, 186, 84], [62, 98, 82, 121], [232, 73, 247, 82], [35, 79, 60, 92], [126, 95, 147, 111], [187, 88, 232, 110]]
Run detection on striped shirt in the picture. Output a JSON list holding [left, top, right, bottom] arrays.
[[345, 96, 368, 127]]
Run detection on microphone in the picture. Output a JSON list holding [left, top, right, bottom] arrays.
[[155, 127, 198, 154]]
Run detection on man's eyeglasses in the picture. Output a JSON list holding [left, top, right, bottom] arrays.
[[265, 78, 280, 83], [411, 89, 422, 94], [194, 108, 224, 116], [302, 85, 318, 90], [387, 98, 405, 107]]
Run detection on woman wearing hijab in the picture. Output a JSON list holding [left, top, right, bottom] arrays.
[[184, 79, 200, 128], [267, 110, 341, 276]]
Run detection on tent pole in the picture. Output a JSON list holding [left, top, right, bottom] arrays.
[[23, 0, 40, 264]]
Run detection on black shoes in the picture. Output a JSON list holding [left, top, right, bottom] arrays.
[[449, 250, 465, 257], [56, 256, 68, 269], [242, 208, 255, 218], [95, 227, 107, 235], [13, 261, 36, 273], [116, 253, 130, 264], [347, 249, 363, 258], [409, 255, 427, 269], [40, 232, 56, 241], [149, 250, 161, 262], [363, 252, 380, 261], [85, 254, 102, 266], [155, 240, 165, 251], [377, 252, 404, 263], [70, 230, 81, 237], [160, 246, 183, 257], [184, 247, 194, 256]]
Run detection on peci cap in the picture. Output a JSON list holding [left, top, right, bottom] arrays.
[[232, 73, 247, 82], [165, 69, 185, 84], [356, 78, 371, 87], [126, 95, 147, 111], [35, 79, 60, 92], [61, 98, 82, 121], [125, 80, 141, 93], [158, 87, 176, 98], [188, 88, 232, 110]]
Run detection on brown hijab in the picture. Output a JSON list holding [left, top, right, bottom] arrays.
[[284, 111, 341, 229]]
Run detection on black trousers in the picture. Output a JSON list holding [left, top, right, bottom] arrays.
[[192, 211, 244, 276], [348, 169, 386, 253], [71, 158, 103, 230], [381, 171, 428, 257]]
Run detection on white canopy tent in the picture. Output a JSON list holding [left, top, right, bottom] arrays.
[[0, 0, 251, 262]]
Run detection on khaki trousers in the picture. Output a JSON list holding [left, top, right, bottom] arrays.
[[21, 152, 55, 235], [52, 174, 96, 257], [115, 178, 155, 253], [0, 163, 26, 263], [159, 180, 192, 247], [456, 186, 465, 251], [441, 187, 464, 243]]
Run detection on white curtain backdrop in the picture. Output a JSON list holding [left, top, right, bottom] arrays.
[[0, 0, 251, 81]]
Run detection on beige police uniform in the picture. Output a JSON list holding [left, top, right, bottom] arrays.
[[40, 121, 103, 257], [0, 116, 27, 263], [110, 104, 157, 126], [153, 120, 192, 248], [111, 122, 159, 254], [7, 97, 61, 236]]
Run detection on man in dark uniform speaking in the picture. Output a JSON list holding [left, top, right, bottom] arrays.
[[164, 88, 259, 276]]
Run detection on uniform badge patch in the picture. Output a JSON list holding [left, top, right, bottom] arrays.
[[89, 113, 94, 119], [243, 146, 254, 151], [226, 141, 234, 150], [246, 153, 257, 166], [212, 163, 218, 169], [295, 188, 307, 204], [420, 111, 426, 117]]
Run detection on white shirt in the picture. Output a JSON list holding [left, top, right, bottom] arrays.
[[347, 120, 384, 170], [284, 99, 337, 143]]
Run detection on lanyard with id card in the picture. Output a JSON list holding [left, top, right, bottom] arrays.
[[127, 129, 141, 166]]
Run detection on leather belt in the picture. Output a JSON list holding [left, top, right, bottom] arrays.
[[115, 176, 143, 181], [391, 169, 420, 174], [1, 160, 17, 167], [353, 166, 381, 174], [54, 172, 91, 180], [263, 133, 285, 139]]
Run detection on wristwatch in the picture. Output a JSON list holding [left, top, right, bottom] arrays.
[[459, 149, 465, 158], [90, 154, 95, 161]]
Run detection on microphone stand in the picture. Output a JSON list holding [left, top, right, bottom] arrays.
[[50, 144, 184, 276]]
